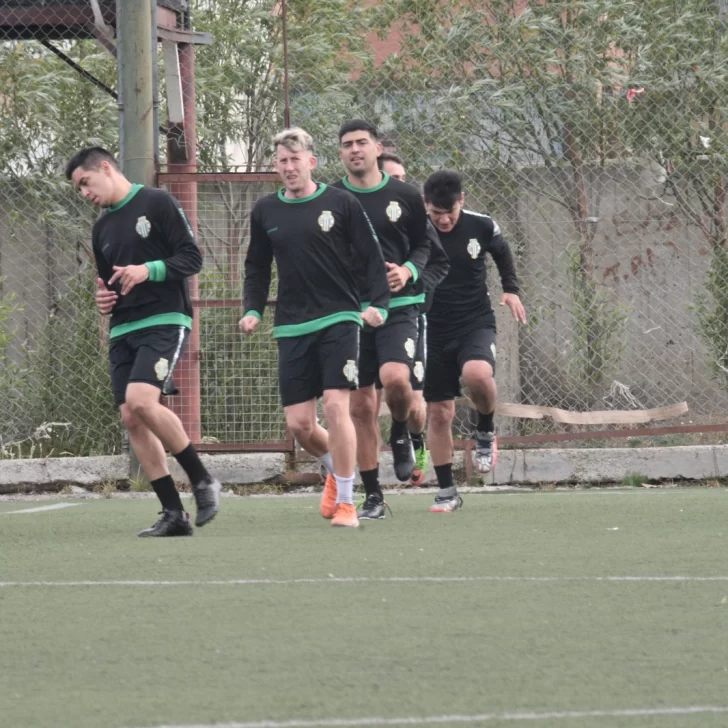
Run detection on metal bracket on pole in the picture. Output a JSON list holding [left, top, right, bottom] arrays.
[[162, 40, 184, 124], [88, 0, 117, 56]]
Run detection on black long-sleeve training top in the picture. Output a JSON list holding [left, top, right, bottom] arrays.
[[332, 172, 431, 309], [92, 184, 202, 340], [243, 183, 390, 338], [428, 209, 519, 337]]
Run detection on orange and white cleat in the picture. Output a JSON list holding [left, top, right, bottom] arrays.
[[331, 503, 360, 528], [429, 494, 464, 513], [320, 474, 337, 519]]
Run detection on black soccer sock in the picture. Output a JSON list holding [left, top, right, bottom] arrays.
[[434, 463, 454, 490], [151, 475, 184, 512], [360, 467, 382, 498], [391, 417, 408, 440], [410, 430, 425, 450], [477, 411, 495, 434], [173, 442, 210, 486]]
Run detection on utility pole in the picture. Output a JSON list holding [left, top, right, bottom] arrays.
[[116, 0, 156, 484], [117, 0, 155, 186]]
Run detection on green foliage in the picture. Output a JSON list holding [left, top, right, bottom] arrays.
[[622, 472, 648, 487], [194, 0, 284, 170], [30, 270, 123, 455], [0, 281, 34, 452], [0, 40, 117, 177], [566, 245, 630, 405]]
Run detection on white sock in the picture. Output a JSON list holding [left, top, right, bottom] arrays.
[[319, 452, 334, 476], [334, 474, 355, 504]]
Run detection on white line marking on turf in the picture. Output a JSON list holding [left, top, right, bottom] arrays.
[[3, 575, 728, 587], [140, 705, 728, 727], [0, 503, 81, 515]]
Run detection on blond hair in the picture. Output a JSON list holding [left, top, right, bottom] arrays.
[[273, 127, 315, 154]]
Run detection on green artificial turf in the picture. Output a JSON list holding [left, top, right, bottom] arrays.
[[1, 489, 728, 728]]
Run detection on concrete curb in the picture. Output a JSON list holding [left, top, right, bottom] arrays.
[[1, 445, 727, 493], [0, 455, 129, 494]]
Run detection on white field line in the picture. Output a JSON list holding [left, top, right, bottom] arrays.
[[139, 704, 728, 727], [0, 503, 81, 515], [2, 574, 728, 588]]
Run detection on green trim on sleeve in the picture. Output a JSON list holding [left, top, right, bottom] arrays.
[[244, 310, 262, 321], [403, 261, 419, 283], [144, 260, 167, 282]]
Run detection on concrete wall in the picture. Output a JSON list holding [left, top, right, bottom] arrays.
[[471, 165, 728, 434]]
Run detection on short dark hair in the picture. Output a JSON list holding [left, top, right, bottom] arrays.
[[377, 150, 404, 169], [65, 147, 119, 180], [423, 170, 463, 210], [338, 119, 379, 143]]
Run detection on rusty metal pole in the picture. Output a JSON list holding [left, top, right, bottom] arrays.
[[166, 22, 202, 444]]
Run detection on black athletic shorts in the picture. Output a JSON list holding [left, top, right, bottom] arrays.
[[277, 322, 360, 407], [410, 314, 427, 392], [424, 325, 497, 402], [360, 305, 418, 389], [109, 325, 189, 406]]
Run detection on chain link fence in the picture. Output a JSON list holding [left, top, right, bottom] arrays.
[[0, 1, 122, 457], [1, 0, 728, 458], [158, 174, 287, 448], [282, 0, 728, 446]]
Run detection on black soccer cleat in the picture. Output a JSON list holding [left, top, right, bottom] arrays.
[[357, 493, 392, 520], [137, 509, 194, 537], [192, 477, 221, 527], [390, 430, 415, 482]]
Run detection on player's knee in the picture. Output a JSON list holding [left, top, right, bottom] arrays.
[[286, 415, 315, 442], [428, 403, 454, 430], [350, 392, 378, 425], [120, 405, 144, 432], [322, 397, 349, 428], [124, 395, 156, 422], [462, 363, 493, 392], [380, 374, 411, 404], [379, 362, 410, 391]]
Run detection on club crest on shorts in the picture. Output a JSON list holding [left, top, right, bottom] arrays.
[[404, 337, 415, 359], [386, 201, 402, 223], [413, 361, 425, 382], [467, 238, 481, 259], [343, 359, 358, 383], [318, 211, 335, 232], [135, 216, 151, 238], [154, 358, 169, 381]]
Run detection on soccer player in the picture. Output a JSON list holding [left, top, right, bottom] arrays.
[[65, 147, 221, 537], [240, 128, 389, 528], [377, 152, 449, 486], [378, 150, 406, 182], [334, 120, 432, 519], [423, 170, 526, 512]]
